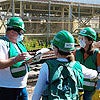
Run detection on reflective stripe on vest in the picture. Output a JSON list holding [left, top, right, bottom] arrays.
[[75, 49, 98, 91], [11, 66, 25, 73], [84, 81, 95, 87]]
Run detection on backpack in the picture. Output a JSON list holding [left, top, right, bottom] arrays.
[[42, 59, 84, 100]]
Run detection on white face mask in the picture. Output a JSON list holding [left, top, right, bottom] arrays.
[[17, 34, 24, 42], [79, 39, 86, 48]]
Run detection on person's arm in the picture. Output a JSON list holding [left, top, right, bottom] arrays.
[[32, 63, 49, 100], [0, 53, 29, 69], [97, 52, 100, 73], [96, 52, 100, 89], [0, 42, 29, 69], [81, 64, 98, 79]]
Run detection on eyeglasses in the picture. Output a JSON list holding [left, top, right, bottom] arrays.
[[12, 28, 24, 35]]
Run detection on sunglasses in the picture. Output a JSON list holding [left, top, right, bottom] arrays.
[[7, 27, 24, 35], [12, 28, 24, 35]]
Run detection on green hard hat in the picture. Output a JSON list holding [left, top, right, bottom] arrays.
[[51, 30, 75, 52], [79, 27, 96, 41], [7, 17, 25, 31]]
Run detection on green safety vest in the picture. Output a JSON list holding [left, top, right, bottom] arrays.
[[42, 59, 84, 100], [75, 49, 99, 91], [0, 36, 30, 78]]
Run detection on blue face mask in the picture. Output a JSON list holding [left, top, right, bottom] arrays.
[[79, 39, 86, 48], [17, 34, 24, 42]]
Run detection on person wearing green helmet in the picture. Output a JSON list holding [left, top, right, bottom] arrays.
[[7, 16, 26, 31], [32, 30, 98, 100], [0, 16, 30, 100], [74, 27, 100, 100]]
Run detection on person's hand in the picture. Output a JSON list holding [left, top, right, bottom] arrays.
[[93, 41, 100, 49], [90, 73, 100, 82], [90, 77, 98, 82], [66, 53, 75, 62], [14, 52, 29, 62]]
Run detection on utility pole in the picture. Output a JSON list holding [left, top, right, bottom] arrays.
[[68, 3, 73, 33], [46, 0, 51, 47], [78, 3, 80, 28], [12, 0, 15, 16]]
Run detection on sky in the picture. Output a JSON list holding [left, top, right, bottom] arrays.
[[56, 0, 100, 4], [0, 0, 100, 5]]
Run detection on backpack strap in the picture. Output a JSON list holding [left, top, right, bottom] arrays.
[[72, 61, 84, 88], [66, 63, 77, 84]]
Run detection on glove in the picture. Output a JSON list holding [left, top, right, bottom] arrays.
[[23, 48, 50, 64], [32, 53, 42, 63], [23, 54, 42, 64]]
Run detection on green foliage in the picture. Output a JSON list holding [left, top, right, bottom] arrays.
[[23, 36, 50, 51]]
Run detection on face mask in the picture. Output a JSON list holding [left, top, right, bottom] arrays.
[[79, 39, 86, 48], [17, 34, 24, 42], [50, 43, 54, 50]]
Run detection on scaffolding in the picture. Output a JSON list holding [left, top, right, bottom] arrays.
[[0, 0, 100, 37]]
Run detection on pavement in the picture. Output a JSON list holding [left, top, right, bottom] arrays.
[[27, 64, 41, 100]]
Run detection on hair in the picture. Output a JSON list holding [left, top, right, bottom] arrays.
[[86, 36, 93, 41], [80, 36, 94, 55], [86, 36, 94, 54], [55, 45, 75, 62]]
